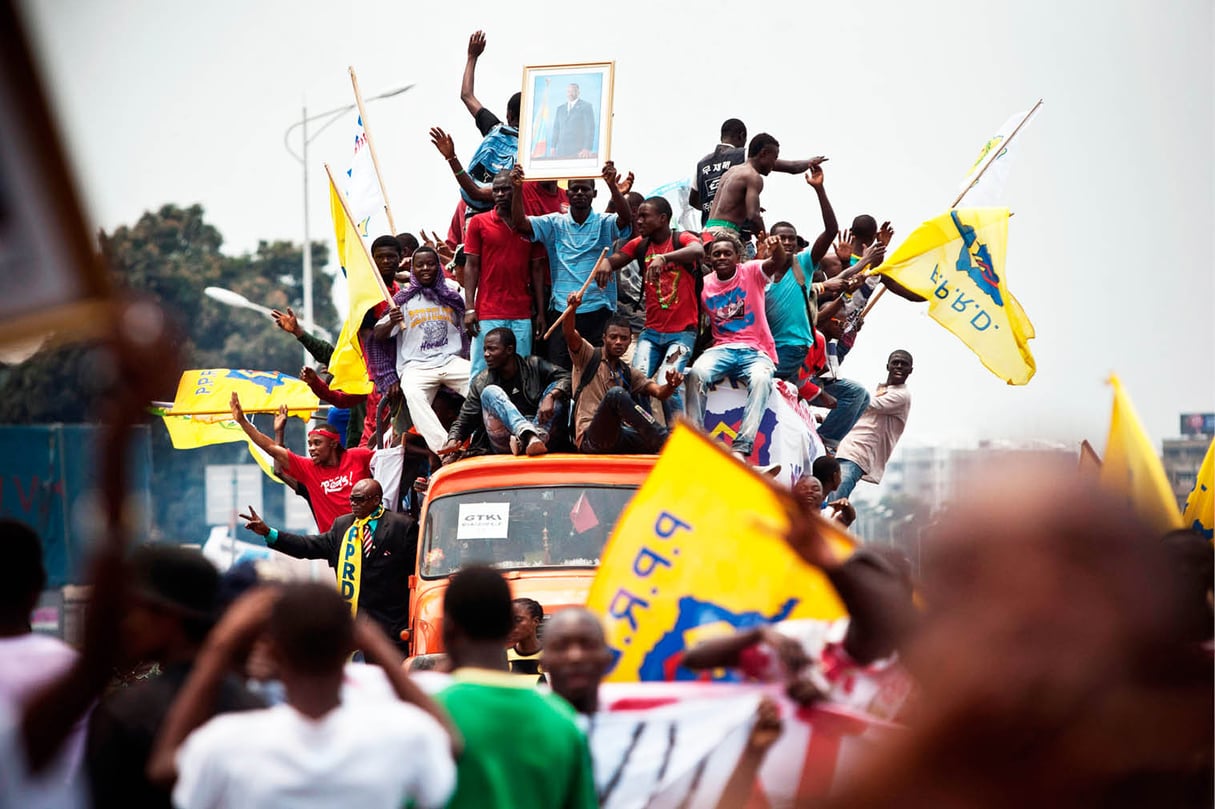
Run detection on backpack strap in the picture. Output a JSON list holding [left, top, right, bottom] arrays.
[[570, 348, 603, 418]]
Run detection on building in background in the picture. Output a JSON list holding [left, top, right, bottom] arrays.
[[1163, 412, 1214, 511]]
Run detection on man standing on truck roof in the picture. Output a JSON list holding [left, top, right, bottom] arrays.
[[239, 479, 416, 652], [442, 327, 571, 460]]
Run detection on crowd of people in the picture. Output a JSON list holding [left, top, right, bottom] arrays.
[[227, 29, 924, 541], [1, 298, 1212, 808]]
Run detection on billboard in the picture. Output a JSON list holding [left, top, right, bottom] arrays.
[[1179, 413, 1215, 437]]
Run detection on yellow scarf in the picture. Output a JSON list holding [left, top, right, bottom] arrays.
[[337, 505, 384, 618]]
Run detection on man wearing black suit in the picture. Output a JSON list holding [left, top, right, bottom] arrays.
[[550, 83, 596, 159], [240, 479, 416, 652]]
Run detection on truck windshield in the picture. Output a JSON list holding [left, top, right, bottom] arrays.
[[420, 485, 636, 578]]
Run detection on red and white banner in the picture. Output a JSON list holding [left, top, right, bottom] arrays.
[[594, 682, 900, 808]]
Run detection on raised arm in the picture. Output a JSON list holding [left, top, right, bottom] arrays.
[[642, 367, 685, 400], [353, 619, 463, 757], [562, 290, 585, 354], [242, 506, 340, 561], [508, 165, 533, 236], [430, 127, 492, 204], [774, 155, 827, 175], [603, 162, 632, 231], [147, 587, 280, 787], [759, 234, 786, 277], [230, 392, 291, 464], [459, 31, 486, 119], [804, 164, 838, 267]]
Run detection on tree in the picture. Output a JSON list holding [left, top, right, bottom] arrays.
[[0, 203, 340, 534]]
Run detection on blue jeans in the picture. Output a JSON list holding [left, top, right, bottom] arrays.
[[832, 458, 866, 501], [774, 342, 811, 381], [470, 319, 532, 379], [686, 345, 775, 457], [480, 382, 564, 454], [815, 378, 871, 447], [633, 328, 696, 421]]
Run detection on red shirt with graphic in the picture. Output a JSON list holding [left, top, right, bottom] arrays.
[[284, 447, 374, 532], [622, 231, 700, 333]]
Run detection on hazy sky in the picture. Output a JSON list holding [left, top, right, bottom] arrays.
[[17, 0, 1214, 457]]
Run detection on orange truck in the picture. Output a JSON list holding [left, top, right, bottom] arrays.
[[405, 453, 656, 661]]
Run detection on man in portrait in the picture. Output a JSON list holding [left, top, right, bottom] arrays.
[[550, 82, 596, 159]]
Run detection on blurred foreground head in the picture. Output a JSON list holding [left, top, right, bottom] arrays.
[[827, 462, 1213, 809]]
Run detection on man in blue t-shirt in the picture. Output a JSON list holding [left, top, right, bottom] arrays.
[[509, 163, 633, 370], [457, 30, 521, 215]]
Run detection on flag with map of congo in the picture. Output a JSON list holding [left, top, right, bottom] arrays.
[[585, 424, 855, 683], [159, 369, 319, 481], [877, 207, 1036, 385]]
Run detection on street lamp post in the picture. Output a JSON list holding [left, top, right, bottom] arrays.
[[282, 84, 413, 363]]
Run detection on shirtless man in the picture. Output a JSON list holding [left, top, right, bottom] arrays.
[[704, 133, 825, 252]]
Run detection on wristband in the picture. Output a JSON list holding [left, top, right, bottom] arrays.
[[454, 169, 466, 177], [465, 309, 476, 316], [266, 527, 279, 545]]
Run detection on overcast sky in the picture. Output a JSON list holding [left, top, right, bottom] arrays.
[[17, 0, 1214, 457]]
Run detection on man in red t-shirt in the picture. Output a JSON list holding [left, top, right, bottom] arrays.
[[462, 170, 549, 378], [230, 393, 373, 532], [605, 196, 704, 421]]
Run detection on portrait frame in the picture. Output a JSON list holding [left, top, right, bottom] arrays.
[[518, 61, 615, 181]]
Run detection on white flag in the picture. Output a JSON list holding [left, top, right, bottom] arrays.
[[956, 104, 1040, 207], [344, 113, 391, 244]]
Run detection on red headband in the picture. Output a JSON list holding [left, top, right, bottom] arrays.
[[308, 427, 341, 442]]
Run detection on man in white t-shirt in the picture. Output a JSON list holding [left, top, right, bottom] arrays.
[[374, 246, 471, 455], [149, 584, 458, 809]]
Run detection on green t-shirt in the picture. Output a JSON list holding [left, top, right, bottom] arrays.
[[436, 669, 597, 809]]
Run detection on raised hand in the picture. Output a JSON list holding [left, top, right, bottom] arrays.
[[746, 696, 783, 754], [229, 392, 246, 423], [271, 307, 302, 337], [616, 170, 634, 195], [509, 164, 525, 188], [805, 162, 825, 188], [754, 232, 770, 260], [273, 403, 289, 434], [876, 220, 894, 247], [566, 290, 583, 310], [239, 505, 270, 536], [467, 30, 486, 58], [601, 161, 619, 187], [430, 127, 457, 161], [834, 230, 853, 264], [299, 366, 319, 385]]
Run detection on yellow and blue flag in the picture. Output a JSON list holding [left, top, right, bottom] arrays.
[[586, 425, 855, 683], [328, 175, 390, 395], [877, 208, 1036, 385], [1182, 439, 1214, 540], [1099, 374, 1184, 535], [165, 369, 318, 425]]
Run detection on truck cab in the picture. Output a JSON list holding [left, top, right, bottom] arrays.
[[406, 453, 657, 659]]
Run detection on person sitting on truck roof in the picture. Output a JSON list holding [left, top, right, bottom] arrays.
[[436, 566, 597, 809], [231, 392, 372, 533], [442, 327, 571, 460], [562, 290, 683, 455]]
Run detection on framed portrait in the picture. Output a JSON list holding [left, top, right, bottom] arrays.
[[518, 61, 615, 181]]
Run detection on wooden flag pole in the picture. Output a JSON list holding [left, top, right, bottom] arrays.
[[951, 98, 1043, 208], [542, 248, 610, 341], [349, 66, 397, 234], [861, 98, 1042, 321], [324, 162, 392, 303]]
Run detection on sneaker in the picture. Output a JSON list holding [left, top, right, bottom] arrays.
[[509, 435, 523, 456]]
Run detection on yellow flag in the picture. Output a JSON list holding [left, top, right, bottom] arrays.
[[877, 208, 1035, 385], [586, 424, 856, 683], [1182, 439, 1214, 540], [1099, 375, 1184, 534], [166, 369, 318, 424], [327, 175, 389, 395]]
